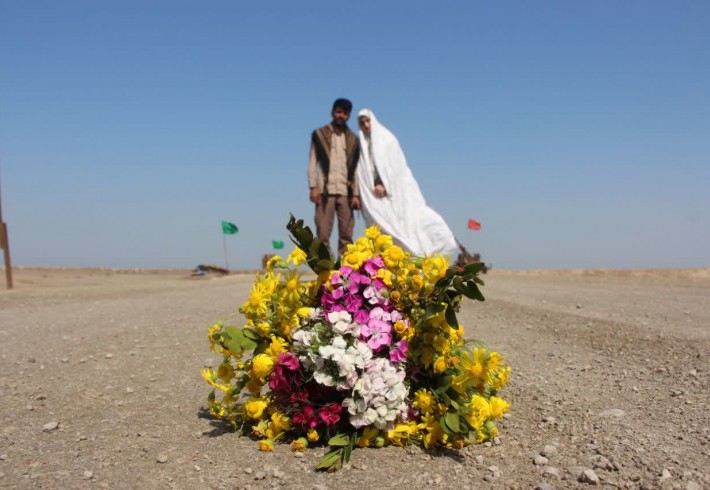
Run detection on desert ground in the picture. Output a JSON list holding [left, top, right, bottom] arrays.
[[0, 267, 708, 489]]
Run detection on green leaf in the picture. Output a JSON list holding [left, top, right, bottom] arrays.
[[242, 328, 259, 342], [444, 412, 461, 433], [343, 434, 356, 463], [328, 433, 350, 446], [223, 326, 258, 354], [317, 448, 343, 471], [462, 281, 485, 302], [463, 262, 486, 275], [445, 304, 458, 328], [452, 276, 465, 294], [437, 375, 453, 390]]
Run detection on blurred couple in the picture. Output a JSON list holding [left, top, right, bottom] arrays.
[[308, 99, 458, 258]]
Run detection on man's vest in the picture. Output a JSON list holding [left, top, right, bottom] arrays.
[[311, 124, 361, 196]]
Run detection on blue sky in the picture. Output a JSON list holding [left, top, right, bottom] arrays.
[[1, 1, 708, 270]]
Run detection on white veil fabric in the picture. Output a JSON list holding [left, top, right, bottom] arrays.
[[356, 109, 460, 258]]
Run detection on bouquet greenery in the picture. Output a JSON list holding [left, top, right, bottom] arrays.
[[202, 216, 511, 470]]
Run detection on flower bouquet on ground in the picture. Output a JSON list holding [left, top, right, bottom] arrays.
[[201, 215, 511, 470]]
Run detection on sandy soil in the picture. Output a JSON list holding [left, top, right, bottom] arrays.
[[0, 267, 708, 489]]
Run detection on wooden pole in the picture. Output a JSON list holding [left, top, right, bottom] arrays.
[[0, 166, 13, 289]]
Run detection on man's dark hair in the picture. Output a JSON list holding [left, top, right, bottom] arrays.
[[332, 98, 353, 114]]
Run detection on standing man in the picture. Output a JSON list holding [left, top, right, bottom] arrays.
[[308, 98, 361, 257]]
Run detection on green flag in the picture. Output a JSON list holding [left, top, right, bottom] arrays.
[[221, 221, 238, 235], [272, 240, 284, 249]]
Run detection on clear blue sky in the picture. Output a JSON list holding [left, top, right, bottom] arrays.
[[1, 1, 708, 270]]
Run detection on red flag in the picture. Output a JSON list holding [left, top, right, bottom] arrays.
[[467, 219, 481, 230]]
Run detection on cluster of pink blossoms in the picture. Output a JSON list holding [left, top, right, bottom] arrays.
[[280, 256, 410, 433]]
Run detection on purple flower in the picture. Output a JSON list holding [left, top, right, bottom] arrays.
[[354, 309, 370, 325], [362, 256, 384, 276], [389, 340, 408, 362], [348, 271, 371, 290], [343, 292, 363, 313]]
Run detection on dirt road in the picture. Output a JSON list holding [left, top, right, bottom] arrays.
[[0, 268, 708, 489]]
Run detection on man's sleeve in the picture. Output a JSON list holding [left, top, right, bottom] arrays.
[[352, 170, 360, 197], [307, 141, 318, 189]]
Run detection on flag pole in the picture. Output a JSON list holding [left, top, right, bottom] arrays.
[[222, 232, 229, 271]]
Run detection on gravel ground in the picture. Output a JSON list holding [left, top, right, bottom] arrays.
[[0, 267, 708, 489]]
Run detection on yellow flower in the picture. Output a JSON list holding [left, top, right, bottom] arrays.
[[420, 347, 434, 368], [217, 362, 235, 382], [287, 247, 307, 266], [356, 426, 380, 447], [342, 250, 366, 270], [489, 366, 512, 391], [279, 269, 302, 305], [208, 399, 225, 418], [255, 322, 271, 337], [291, 437, 308, 451], [208, 323, 222, 352], [200, 368, 230, 392], [243, 397, 269, 419], [245, 378, 263, 396], [258, 439, 274, 452], [413, 388, 436, 414], [486, 351, 502, 372], [488, 396, 510, 419], [265, 336, 288, 361], [251, 353, 274, 379], [270, 411, 291, 433], [242, 282, 269, 316], [364, 225, 381, 240], [377, 268, 394, 287], [296, 306, 313, 318], [434, 335, 452, 356], [383, 246, 405, 269], [422, 255, 449, 283], [465, 394, 491, 430], [266, 255, 282, 269], [374, 234, 393, 254], [251, 420, 268, 438], [307, 428, 319, 442], [387, 422, 416, 446], [433, 356, 447, 374], [393, 320, 408, 337], [460, 348, 487, 380]]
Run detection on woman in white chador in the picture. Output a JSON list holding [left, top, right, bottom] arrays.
[[356, 109, 459, 257]]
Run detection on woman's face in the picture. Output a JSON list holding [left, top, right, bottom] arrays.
[[359, 116, 371, 135]]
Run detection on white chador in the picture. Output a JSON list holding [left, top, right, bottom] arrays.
[[356, 109, 459, 257]]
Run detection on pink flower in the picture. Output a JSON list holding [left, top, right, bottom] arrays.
[[278, 352, 300, 371], [348, 271, 371, 289], [354, 309, 369, 325], [361, 318, 393, 351], [389, 339, 408, 362], [343, 292, 363, 313], [293, 405, 319, 429], [362, 256, 384, 276], [318, 403, 342, 426], [268, 366, 290, 392]]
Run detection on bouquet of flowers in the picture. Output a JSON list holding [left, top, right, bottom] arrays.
[[202, 216, 511, 470]]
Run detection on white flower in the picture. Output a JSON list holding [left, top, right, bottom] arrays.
[[314, 370, 335, 387], [327, 310, 352, 324], [343, 357, 408, 430]]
